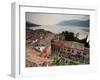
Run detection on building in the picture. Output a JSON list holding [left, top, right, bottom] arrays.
[[51, 40, 85, 55], [53, 34, 65, 41], [32, 39, 48, 51]]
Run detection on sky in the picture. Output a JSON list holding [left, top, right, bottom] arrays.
[[26, 12, 89, 25]]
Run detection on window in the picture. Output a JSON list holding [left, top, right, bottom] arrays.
[[72, 50, 74, 53]]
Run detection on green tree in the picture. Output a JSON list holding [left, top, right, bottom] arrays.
[[62, 31, 89, 48]]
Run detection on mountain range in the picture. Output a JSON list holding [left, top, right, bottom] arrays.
[[58, 20, 89, 27], [26, 21, 41, 27]]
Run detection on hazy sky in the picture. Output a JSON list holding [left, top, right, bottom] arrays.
[[26, 12, 89, 25]]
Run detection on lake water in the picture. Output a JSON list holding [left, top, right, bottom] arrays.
[[28, 25, 89, 41]]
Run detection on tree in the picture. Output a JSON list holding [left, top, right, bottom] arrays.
[[62, 31, 75, 41], [62, 31, 89, 48]]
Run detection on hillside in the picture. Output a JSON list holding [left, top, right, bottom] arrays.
[[26, 28, 55, 67], [26, 28, 55, 45]]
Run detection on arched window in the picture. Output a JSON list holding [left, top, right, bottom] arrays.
[[72, 50, 74, 53]]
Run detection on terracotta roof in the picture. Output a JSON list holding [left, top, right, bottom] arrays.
[[26, 52, 52, 66], [52, 40, 84, 50]]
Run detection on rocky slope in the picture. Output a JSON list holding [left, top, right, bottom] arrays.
[[26, 28, 55, 45], [26, 28, 55, 67]]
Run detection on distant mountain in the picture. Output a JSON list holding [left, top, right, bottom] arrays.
[[26, 21, 41, 27], [58, 20, 89, 27]]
